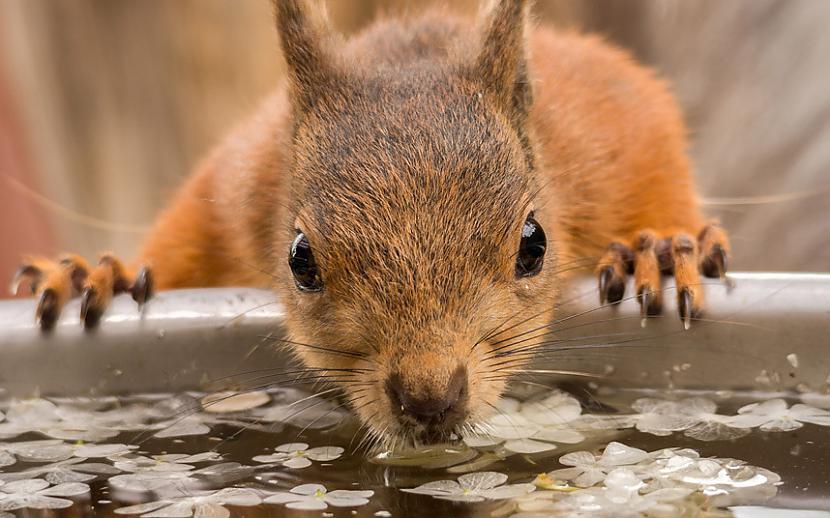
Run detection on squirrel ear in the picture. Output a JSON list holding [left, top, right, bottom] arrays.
[[274, 0, 338, 115], [473, 0, 532, 124]]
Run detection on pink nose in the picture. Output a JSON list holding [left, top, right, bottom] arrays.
[[386, 366, 468, 432]]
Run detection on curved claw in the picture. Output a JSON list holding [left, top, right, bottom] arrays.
[[678, 289, 693, 331], [131, 267, 154, 308], [638, 286, 662, 326], [10, 265, 42, 296], [701, 244, 728, 279], [36, 288, 60, 331], [598, 266, 625, 305], [598, 267, 613, 304], [80, 287, 102, 328]]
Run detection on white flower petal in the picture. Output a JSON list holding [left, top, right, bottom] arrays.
[[282, 456, 312, 469], [252, 453, 290, 464], [684, 422, 750, 442], [7, 495, 75, 510], [801, 393, 830, 409], [462, 435, 502, 448], [13, 442, 73, 463], [41, 482, 91, 497], [74, 443, 137, 458], [521, 392, 582, 425], [291, 484, 327, 496], [636, 414, 697, 435], [3, 479, 50, 493], [305, 446, 344, 461], [503, 439, 557, 454], [178, 452, 222, 464], [154, 420, 211, 439], [143, 501, 195, 518], [458, 471, 509, 491], [546, 467, 584, 481], [434, 493, 486, 503], [604, 468, 644, 492], [558, 451, 596, 468], [573, 414, 639, 431], [42, 426, 120, 442], [0, 451, 15, 468], [286, 498, 328, 511], [275, 442, 308, 453], [632, 398, 670, 414], [789, 404, 830, 426], [109, 472, 195, 492], [728, 414, 771, 429], [600, 442, 649, 466], [151, 454, 188, 463], [328, 490, 374, 500], [193, 503, 230, 518], [486, 414, 539, 440], [75, 462, 122, 475], [574, 468, 607, 488], [401, 480, 462, 496], [6, 399, 58, 423], [209, 488, 261, 507], [532, 428, 585, 444], [477, 483, 536, 500], [677, 397, 718, 416], [739, 399, 788, 416], [262, 493, 303, 505], [325, 491, 373, 507], [759, 419, 802, 432], [44, 471, 96, 485], [115, 501, 170, 515], [201, 391, 270, 414]]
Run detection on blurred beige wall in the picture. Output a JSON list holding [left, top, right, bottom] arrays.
[[0, 0, 828, 286]]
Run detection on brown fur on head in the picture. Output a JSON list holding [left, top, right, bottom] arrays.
[[273, 0, 559, 446]]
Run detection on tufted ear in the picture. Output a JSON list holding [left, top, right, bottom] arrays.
[[474, 0, 533, 124], [274, 0, 339, 116]]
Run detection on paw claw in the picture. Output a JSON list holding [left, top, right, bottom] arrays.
[[80, 288, 103, 328], [677, 288, 701, 331], [10, 265, 42, 296], [131, 267, 154, 307], [598, 266, 625, 305], [638, 286, 662, 318], [598, 267, 612, 304], [36, 288, 60, 330], [701, 243, 728, 279]]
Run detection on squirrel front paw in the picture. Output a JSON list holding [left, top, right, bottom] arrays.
[[10, 253, 153, 330], [596, 222, 730, 329]]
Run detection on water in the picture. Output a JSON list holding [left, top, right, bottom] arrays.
[[0, 386, 828, 517]]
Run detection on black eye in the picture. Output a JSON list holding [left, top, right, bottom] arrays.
[[289, 232, 323, 292], [516, 213, 546, 277]]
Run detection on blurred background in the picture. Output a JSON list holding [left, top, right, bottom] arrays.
[[1, 0, 829, 291]]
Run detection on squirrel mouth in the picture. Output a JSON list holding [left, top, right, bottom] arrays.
[[384, 366, 470, 445], [393, 421, 462, 447], [390, 406, 468, 446]]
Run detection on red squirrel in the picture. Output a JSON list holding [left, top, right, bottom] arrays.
[[13, 0, 729, 443]]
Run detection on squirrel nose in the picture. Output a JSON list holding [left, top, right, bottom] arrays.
[[386, 366, 468, 430]]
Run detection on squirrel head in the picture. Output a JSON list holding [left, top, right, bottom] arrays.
[[273, 0, 560, 446]]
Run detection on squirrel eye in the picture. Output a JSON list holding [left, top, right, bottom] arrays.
[[289, 232, 323, 292], [516, 213, 546, 278]]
